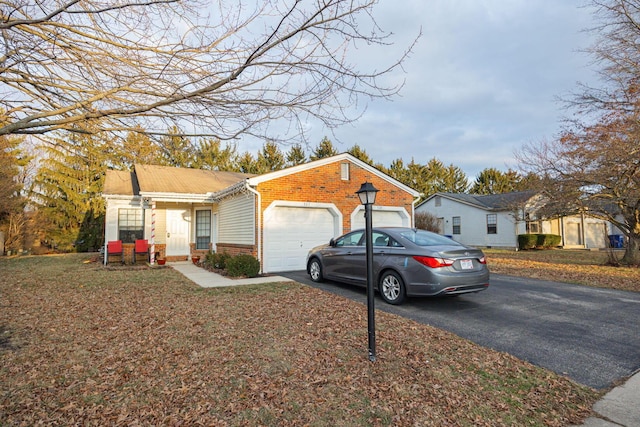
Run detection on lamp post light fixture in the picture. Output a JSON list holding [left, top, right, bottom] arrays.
[[356, 181, 379, 362]]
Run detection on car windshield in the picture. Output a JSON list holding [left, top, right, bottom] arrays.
[[398, 229, 462, 247]]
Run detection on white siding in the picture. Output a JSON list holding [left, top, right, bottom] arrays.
[[417, 198, 519, 248], [104, 197, 141, 243], [219, 194, 255, 245]]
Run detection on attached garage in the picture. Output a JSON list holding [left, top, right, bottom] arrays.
[[262, 202, 342, 272], [251, 154, 420, 274]]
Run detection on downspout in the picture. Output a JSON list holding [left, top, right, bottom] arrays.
[[411, 194, 423, 227], [245, 182, 262, 273]]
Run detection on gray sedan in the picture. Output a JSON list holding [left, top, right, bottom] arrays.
[[306, 227, 490, 305]]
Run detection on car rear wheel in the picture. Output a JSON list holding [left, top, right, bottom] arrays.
[[379, 271, 405, 305], [308, 258, 323, 282]]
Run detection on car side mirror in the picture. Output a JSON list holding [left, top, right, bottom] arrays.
[[329, 238, 336, 247]]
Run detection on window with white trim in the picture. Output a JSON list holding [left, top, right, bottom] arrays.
[[195, 210, 211, 250], [452, 216, 461, 234], [487, 214, 497, 234], [118, 209, 143, 243]]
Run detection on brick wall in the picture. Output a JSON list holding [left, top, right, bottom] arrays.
[[215, 243, 257, 257], [257, 160, 415, 231]]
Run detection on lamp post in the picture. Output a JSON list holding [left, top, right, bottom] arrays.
[[356, 182, 379, 362]]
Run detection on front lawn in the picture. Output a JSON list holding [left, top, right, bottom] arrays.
[[0, 253, 599, 426], [485, 248, 640, 293]]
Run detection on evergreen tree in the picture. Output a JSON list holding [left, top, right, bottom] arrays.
[[0, 134, 26, 220], [347, 144, 374, 165], [384, 157, 468, 201], [438, 163, 470, 194], [286, 144, 307, 166], [120, 127, 161, 169], [256, 141, 286, 172], [32, 131, 108, 251], [386, 158, 409, 183], [157, 126, 196, 167], [0, 133, 30, 252], [471, 168, 520, 194], [309, 137, 338, 160], [194, 138, 237, 171], [235, 151, 260, 174]]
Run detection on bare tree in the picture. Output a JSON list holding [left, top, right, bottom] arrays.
[[573, 0, 640, 114], [414, 211, 439, 233], [517, 1, 640, 266], [518, 114, 640, 266], [0, 0, 417, 141]]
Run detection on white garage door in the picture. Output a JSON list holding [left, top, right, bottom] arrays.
[[351, 208, 408, 230], [263, 206, 337, 273]]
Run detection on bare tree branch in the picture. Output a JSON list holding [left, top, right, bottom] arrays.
[[0, 0, 418, 141]]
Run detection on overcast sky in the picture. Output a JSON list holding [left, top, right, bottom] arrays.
[[259, 0, 602, 180]]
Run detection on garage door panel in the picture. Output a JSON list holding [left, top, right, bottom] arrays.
[[264, 206, 336, 273], [351, 209, 407, 230]]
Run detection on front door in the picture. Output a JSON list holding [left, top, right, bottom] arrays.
[[166, 209, 190, 256]]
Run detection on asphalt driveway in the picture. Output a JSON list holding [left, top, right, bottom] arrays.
[[279, 271, 640, 390]]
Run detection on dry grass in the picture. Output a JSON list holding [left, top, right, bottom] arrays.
[[485, 248, 640, 293], [0, 253, 608, 426]]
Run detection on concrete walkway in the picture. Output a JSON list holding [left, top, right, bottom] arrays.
[[574, 371, 640, 427], [169, 261, 640, 427], [169, 261, 291, 288]]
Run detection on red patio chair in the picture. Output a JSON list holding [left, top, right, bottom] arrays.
[[134, 239, 149, 264], [107, 240, 124, 264]]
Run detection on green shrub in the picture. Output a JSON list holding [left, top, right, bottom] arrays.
[[518, 234, 561, 250], [226, 254, 261, 278], [518, 234, 538, 250], [204, 251, 231, 270], [537, 234, 561, 248]]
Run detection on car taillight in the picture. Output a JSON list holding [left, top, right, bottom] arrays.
[[413, 256, 454, 268], [478, 256, 486, 264]]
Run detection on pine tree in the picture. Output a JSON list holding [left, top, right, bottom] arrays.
[[120, 127, 161, 169], [194, 138, 237, 171], [286, 144, 307, 166], [471, 168, 520, 194], [32, 131, 108, 251], [235, 151, 260, 174], [347, 144, 374, 165], [256, 142, 286, 172], [158, 126, 196, 167], [0, 133, 30, 252], [309, 137, 338, 160]]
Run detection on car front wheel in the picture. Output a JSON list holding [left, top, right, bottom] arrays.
[[308, 258, 323, 282], [379, 271, 405, 305]]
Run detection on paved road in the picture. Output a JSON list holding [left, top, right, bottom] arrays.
[[279, 271, 640, 390]]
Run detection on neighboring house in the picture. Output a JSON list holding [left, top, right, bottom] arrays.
[[416, 191, 617, 249], [102, 153, 420, 272]]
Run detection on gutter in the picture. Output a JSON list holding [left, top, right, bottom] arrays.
[[208, 180, 248, 201]]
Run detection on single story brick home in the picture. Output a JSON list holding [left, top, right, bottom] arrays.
[[102, 153, 420, 272], [416, 191, 620, 249]]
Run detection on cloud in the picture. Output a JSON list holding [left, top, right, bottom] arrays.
[[308, 0, 600, 178]]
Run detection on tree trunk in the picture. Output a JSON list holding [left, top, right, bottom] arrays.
[[621, 233, 640, 266]]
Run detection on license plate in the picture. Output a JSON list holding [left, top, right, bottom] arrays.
[[460, 259, 474, 270]]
